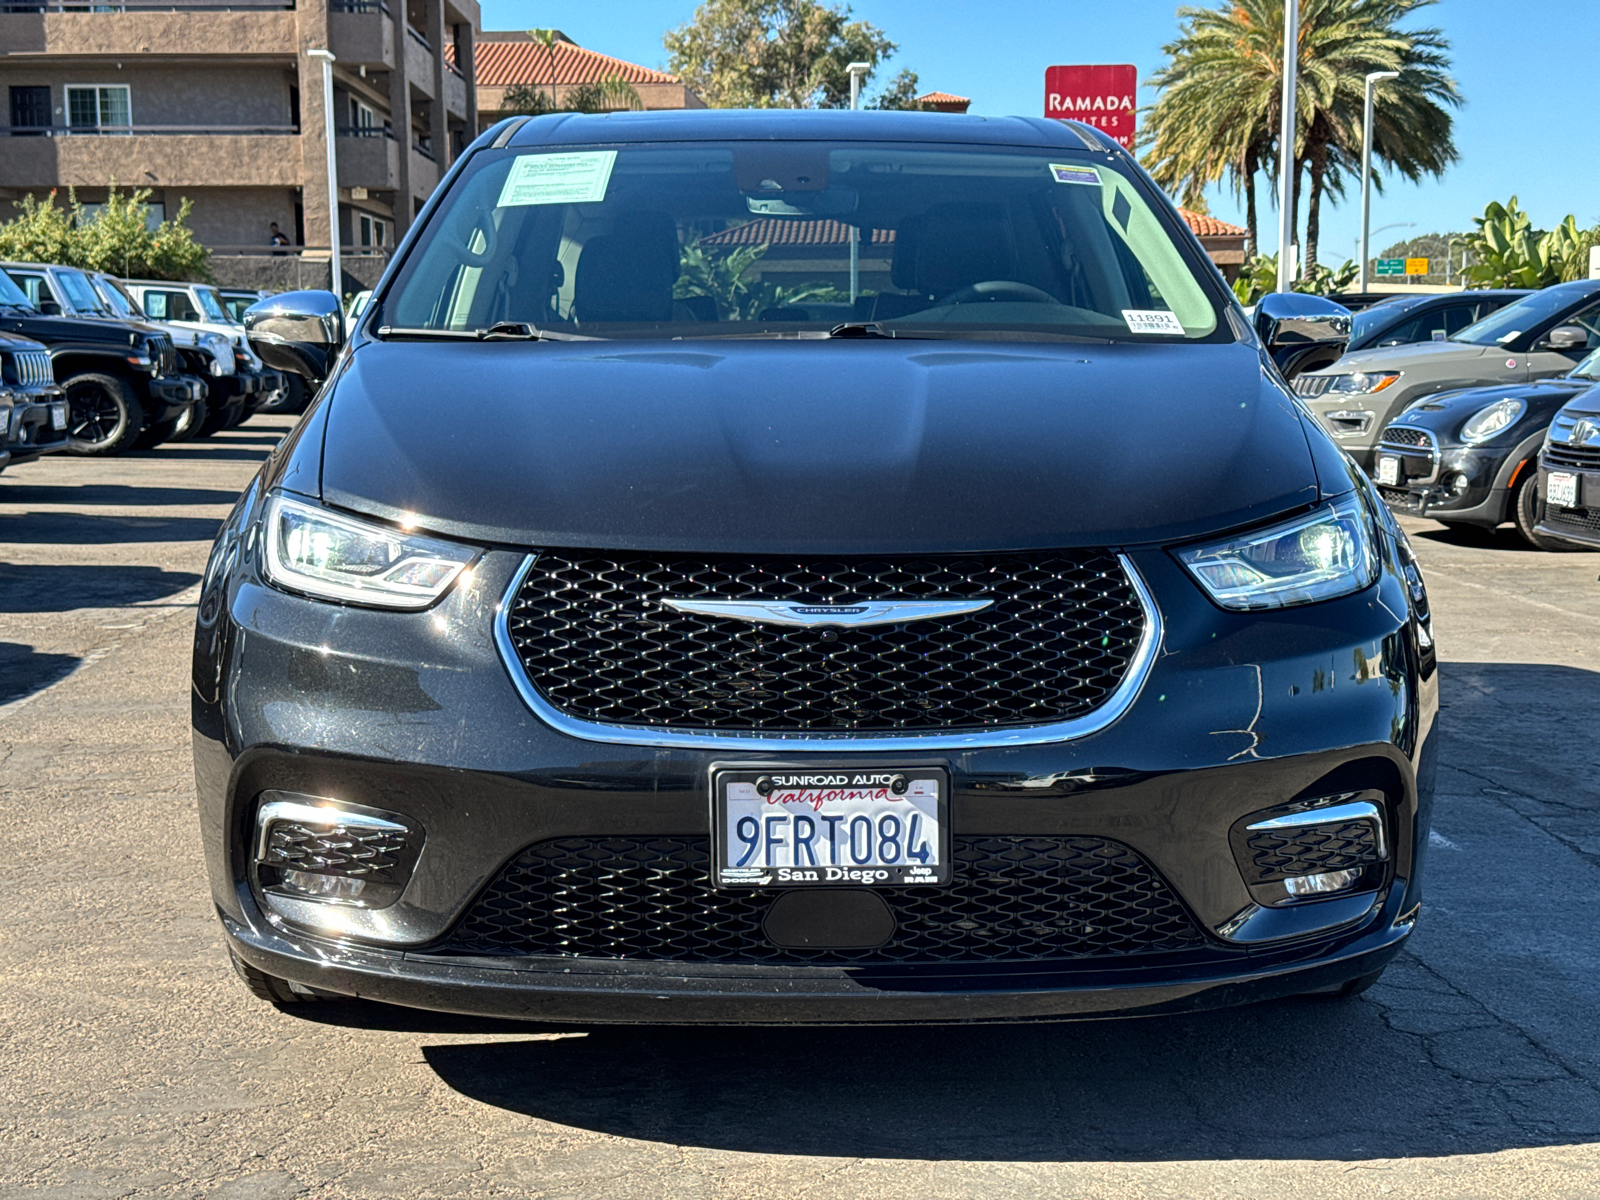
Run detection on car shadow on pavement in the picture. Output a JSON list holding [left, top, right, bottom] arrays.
[[0, 512, 222, 545], [346, 659, 1600, 1162], [0, 483, 241, 508], [0, 563, 200, 612], [0, 641, 80, 706]]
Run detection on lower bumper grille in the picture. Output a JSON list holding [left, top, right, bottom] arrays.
[[1243, 821, 1385, 882], [441, 835, 1207, 965], [1545, 507, 1600, 537]]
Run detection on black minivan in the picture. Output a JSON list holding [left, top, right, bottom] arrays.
[[198, 110, 1437, 1023]]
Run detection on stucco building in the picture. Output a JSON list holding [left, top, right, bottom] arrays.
[[1, 0, 479, 287]]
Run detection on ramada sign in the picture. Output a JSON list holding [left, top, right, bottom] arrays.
[[1045, 64, 1138, 149]]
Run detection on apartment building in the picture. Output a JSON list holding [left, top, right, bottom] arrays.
[[0, 0, 479, 286]]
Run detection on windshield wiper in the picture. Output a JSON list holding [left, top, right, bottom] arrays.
[[375, 323, 603, 342], [828, 322, 898, 338]]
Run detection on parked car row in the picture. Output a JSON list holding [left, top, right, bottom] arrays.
[[1296, 279, 1600, 550], [0, 263, 309, 471]]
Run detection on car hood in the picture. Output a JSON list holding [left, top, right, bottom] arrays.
[[1554, 382, 1600, 418], [315, 339, 1323, 554], [0, 311, 144, 345], [1308, 340, 1508, 376]]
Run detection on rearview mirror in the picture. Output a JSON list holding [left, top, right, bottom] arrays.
[[1254, 292, 1352, 383], [1538, 325, 1587, 353], [244, 290, 344, 384]]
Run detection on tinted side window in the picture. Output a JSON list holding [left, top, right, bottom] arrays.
[[1560, 301, 1600, 350]]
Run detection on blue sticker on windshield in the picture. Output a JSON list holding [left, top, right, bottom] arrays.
[[1049, 163, 1101, 186]]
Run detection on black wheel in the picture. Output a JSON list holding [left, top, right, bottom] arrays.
[[142, 400, 202, 447], [1512, 470, 1589, 551], [64, 373, 144, 455], [228, 949, 337, 1005], [195, 399, 237, 437], [257, 373, 309, 415]]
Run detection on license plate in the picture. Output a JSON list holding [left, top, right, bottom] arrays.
[[50, 402, 68, 431], [1376, 455, 1400, 486], [1547, 471, 1579, 508], [712, 766, 950, 888]]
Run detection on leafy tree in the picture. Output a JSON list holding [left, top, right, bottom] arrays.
[[0, 186, 209, 281], [674, 235, 845, 318], [565, 76, 645, 114], [866, 69, 932, 111], [664, 0, 897, 109], [1143, 0, 1460, 273], [1230, 251, 1355, 303], [1463, 197, 1585, 289], [501, 83, 556, 117]]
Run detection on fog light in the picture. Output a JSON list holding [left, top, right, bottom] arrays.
[[1283, 868, 1363, 897], [253, 793, 422, 909], [1448, 473, 1470, 496]]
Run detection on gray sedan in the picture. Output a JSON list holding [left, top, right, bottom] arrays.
[[1296, 279, 1600, 470]]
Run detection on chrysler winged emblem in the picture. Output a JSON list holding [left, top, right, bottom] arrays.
[[661, 598, 994, 628]]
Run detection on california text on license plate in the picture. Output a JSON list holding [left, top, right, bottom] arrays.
[[1376, 455, 1400, 486], [1547, 472, 1579, 508], [712, 766, 951, 888]]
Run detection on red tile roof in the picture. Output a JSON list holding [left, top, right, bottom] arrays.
[[467, 37, 681, 87], [1179, 209, 1247, 238], [916, 92, 969, 105], [699, 220, 896, 247]]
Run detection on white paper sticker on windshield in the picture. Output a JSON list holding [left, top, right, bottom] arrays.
[[1049, 163, 1101, 186], [1123, 309, 1186, 336], [497, 150, 618, 207]]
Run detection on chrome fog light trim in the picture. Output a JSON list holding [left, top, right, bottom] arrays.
[[253, 793, 421, 909], [1283, 868, 1364, 897]]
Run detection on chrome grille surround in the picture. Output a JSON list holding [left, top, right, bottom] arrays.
[[9, 349, 53, 389], [494, 551, 1162, 751], [1377, 426, 1440, 484]]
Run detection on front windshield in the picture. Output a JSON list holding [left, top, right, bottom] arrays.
[[0, 270, 35, 310], [382, 141, 1222, 341], [1454, 288, 1581, 346], [56, 268, 111, 315], [91, 275, 142, 319], [195, 286, 231, 323], [1569, 349, 1600, 381], [222, 294, 254, 322]]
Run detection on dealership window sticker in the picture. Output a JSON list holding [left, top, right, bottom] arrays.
[[1122, 310, 1186, 336], [498, 151, 618, 207], [1049, 163, 1101, 186]]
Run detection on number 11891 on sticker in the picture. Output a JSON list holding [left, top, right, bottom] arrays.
[[712, 767, 951, 888]]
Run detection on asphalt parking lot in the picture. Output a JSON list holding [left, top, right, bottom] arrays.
[[3, 417, 1600, 1199]]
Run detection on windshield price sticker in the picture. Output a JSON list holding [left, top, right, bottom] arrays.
[[1123, 309, 1186, 336], [713, 768, 950, 888], [1049, 163, 1102, 186], [497, 150, 618, 207]]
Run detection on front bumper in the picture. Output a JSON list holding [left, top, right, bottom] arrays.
[[142, 373, 204, 422], [1536, 454, 1600, 547], [1374, 438, 1517, 527], [3, 389, 69, 465], [195, 492, 1438, 1024]]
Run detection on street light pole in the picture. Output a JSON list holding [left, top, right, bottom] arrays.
[[1275, 0, 1299, 293], [1358, 70, 1400, 292], [847, 61, 871, 305], [306, 48, 341, 298]]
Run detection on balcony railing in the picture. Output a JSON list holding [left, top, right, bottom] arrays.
[[411, 136, 434, 161], [404, 23, 430, 51], [1, 123, 298, 136], [328, 0, 389, 10], [336, 124, 396, 140], [0, 0, 291, 10]]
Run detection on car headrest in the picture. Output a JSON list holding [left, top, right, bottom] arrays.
[[573, 212, 680, 324], [892, 203, 1016, 299]]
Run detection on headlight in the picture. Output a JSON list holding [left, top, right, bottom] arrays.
[[1459, 397, 1524, 444], [262, 493, 479, 609], [202, 332, 234, 376], [1328, 372, 1401, 395], [1177, 494, 1378, 611]]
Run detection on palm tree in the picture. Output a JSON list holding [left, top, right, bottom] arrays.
[[529, 28, 561, 111], [1142, 0, 1460, 273]]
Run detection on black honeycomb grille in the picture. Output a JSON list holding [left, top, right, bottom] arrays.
[[1381, 427, 1432, 448], [440, 835, 1206, 964], [1545, 506, 1600, 536], [261, 821, 414, 884], [505, 551, 1145, 733], [1243, 821, 1384, 882]]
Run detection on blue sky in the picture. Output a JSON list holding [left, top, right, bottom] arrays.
[[481, 0, 1600, 267]]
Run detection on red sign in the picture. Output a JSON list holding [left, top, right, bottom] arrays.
[[1045, 64, 1138, 149]]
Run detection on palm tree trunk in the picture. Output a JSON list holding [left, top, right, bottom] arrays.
[[1305, 144, 1326, 277], [1241, 147, 1259, 258]]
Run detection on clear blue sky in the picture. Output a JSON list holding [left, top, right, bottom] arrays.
[[481, 0, 1600, 267]]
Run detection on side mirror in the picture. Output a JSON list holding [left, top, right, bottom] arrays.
[[1538, 325, 1587, 353], [243, 289, 344, 383], [38, 300, 61, 316], [1254, 292, 1353, 383]]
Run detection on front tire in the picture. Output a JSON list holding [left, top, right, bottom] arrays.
[[1513, 471, 1588, 551], [64, 373, 144, 455], [228, 950, 338, 1006]]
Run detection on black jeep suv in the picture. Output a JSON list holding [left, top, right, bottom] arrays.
[[0, 267, 202, 455], [0, 330, 69, 472]]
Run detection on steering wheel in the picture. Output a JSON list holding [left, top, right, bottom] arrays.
[[934, 280, 1057, 307], [443, 207, 498, 268]]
